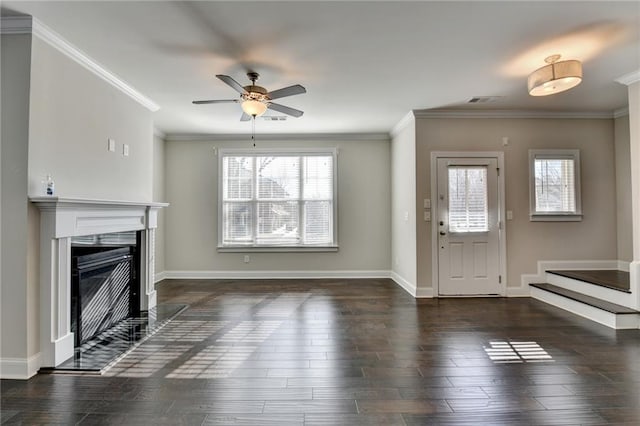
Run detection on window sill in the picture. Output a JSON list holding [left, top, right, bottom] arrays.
[[529, 213, 583, 222], [217, 245, 339, 253]]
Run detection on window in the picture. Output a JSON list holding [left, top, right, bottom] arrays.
[[529, 149, 581, 221], [218, 149, 337, 250], [448, 166, 488, 232]]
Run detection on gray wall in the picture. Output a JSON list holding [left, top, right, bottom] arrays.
[[1, 34, 33, 361], [2, 33, 157, 372], [153, 133, 166, 276], [28, 37, 154, 201], [390, 118, 417, 289], [415, 117, 618, 292], [165, 137, 391, 274], [614, 114, 632, 262]]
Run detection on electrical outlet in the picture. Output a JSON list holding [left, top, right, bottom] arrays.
[[243, 255, 250, 263]]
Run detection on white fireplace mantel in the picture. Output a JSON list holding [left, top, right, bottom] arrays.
[[30, 196, 168, 368]]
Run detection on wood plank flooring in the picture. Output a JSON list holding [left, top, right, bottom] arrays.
[[547, 270, 631, 293], [2, 278, 640, 425]]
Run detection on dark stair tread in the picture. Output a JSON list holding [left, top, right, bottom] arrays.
[[546, 270, 630, 293], [530, 283, 638, 314]]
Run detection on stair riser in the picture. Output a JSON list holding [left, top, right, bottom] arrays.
[[531, 287, 639, 330], [545, 273, 634, 308]]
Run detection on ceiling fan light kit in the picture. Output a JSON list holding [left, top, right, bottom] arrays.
[[193, 72, 306, 120], [528, 54, 582, 96], [242, 99, 268, 117]]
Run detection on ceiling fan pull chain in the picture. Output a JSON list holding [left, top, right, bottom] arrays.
[[252, 115, 256, 147]]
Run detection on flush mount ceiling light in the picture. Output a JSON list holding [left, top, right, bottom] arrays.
[[528, 54, 582, 96]]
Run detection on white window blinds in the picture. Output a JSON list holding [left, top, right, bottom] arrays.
[[533, 158, 576, 213], [448, 166, 488, 233], [220, 151, 335, 247], [528, 149, 581, 221]]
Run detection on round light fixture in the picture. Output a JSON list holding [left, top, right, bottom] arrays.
[[241, 99, 268, 117], [528, 54, 582, 96]]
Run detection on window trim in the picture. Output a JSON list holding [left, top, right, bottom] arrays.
[[528, 149, 582, 222], [217, 147, 339, 252]]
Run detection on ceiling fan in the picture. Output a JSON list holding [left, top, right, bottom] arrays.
[[193, 72, 306, 121]]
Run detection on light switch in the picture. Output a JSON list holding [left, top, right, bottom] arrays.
[[403, 211, 409, 221], [108, 138, 115, 152], [424, 211, 431, 221], [506, 210, 513, 220], [123, 144, 130, 157], [424, 199, 431, 209]]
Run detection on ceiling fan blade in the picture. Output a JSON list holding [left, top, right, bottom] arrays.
[[240, 112, 252, 121], [192, 99, 239, 105], [267, 102, 304, 118], [267, 84, 306, 100], [216, 74, 248, 94]]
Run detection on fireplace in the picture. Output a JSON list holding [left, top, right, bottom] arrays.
[[30, 197, 167, 368], [71, 231, 140, 347]]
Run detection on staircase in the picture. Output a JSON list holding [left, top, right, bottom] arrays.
[[530, 270, 639, 329]]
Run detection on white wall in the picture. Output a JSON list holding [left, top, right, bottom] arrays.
[[1, 34, 33, 365], [415, 117, 618, 293], [27, 37, 154, 201], [153, 133, 166, 277], [614, 114, 632, 262], [164, 137, 391, 276], [390, 116, 418, 294]]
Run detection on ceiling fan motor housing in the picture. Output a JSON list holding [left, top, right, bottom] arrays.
[[243, 85, 269, 102]]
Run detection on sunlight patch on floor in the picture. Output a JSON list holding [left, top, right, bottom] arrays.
[[104, 344, 192, 377], [484, 340, 553, 363], [166, 345, 257, 379]]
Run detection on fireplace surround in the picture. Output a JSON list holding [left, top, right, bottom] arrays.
[[30, 197, 167, 368]]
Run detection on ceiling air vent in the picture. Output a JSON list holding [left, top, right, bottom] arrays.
[[468, 96, 502, 104]]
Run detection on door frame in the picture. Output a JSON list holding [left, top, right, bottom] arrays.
[[430, 151, 507, 297]]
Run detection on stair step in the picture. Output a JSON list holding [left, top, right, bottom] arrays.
[[530, 283, 638, 314], [546, 270, 630, 293]]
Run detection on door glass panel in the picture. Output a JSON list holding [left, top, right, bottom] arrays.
[[448, 166, 488, 232]]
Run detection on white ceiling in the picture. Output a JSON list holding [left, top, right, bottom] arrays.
[[3, 1, 639, 135]]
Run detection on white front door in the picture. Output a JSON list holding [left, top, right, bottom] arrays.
[[436, 157, 501, 295]]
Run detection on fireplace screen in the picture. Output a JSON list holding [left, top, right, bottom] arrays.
[[71, 246, 136, 346]]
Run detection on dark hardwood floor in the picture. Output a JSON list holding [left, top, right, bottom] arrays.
[[2, 278, 640, 425]]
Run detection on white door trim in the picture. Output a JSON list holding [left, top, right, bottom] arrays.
[[430, 151, 507, 297]]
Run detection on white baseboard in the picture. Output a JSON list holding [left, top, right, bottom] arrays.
[[507, 285, 531, 297], [390, 271, 416, 297], [618, 260, 630, 272], [163, 270, 392, 280], [154, 271, 167, 283], [415, 287, 434, 298], [0, 353, 41, 379]]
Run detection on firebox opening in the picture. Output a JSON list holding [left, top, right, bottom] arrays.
[[71, 231, 141, 347]]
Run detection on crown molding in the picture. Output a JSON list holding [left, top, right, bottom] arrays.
[[153, 128, 167, 139], [0, 16, 33, 34], [165, 132, 390, 142], [413, 109, 616, 119], [390, 111, 416, 138], [615, 70, 640, 86], [1, 16, 160, 112], [613, 107, 629, 118]]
